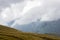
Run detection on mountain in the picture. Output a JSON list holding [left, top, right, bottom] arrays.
[[14, 19, 60, 35], [0, 25, 60, 40]]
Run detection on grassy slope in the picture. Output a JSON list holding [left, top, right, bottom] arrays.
[[0, 25, 60, 40]]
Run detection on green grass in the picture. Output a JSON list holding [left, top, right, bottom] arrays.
[[0, 25, 60, 40]]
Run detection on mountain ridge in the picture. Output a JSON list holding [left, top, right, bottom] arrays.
[[13, 19, 60, 35]]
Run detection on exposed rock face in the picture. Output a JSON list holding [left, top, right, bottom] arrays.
[[0, 25, 60, 40]]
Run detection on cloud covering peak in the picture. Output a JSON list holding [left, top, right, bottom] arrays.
[[0, 0, 60, 27]]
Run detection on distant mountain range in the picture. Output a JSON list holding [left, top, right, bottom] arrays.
[[12, 19, 60, 36]]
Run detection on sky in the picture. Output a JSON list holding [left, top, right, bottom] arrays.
[[0, 0, 60, 27]]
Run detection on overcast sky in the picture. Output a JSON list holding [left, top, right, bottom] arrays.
[[0, 0, 60, 27]]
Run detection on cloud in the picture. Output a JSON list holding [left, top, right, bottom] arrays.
[[0, 0, 42, 26], [0, 0, 24, 26], [0, 0, 60, 27], [15, 0, 60, 25]]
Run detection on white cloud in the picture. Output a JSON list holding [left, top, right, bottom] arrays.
[[0, 0, 25, 26], [0, 0, 60, 27], [16, 0, 60, 25]]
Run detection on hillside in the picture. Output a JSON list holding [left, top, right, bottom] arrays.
[[0, 25, 60, 40]]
